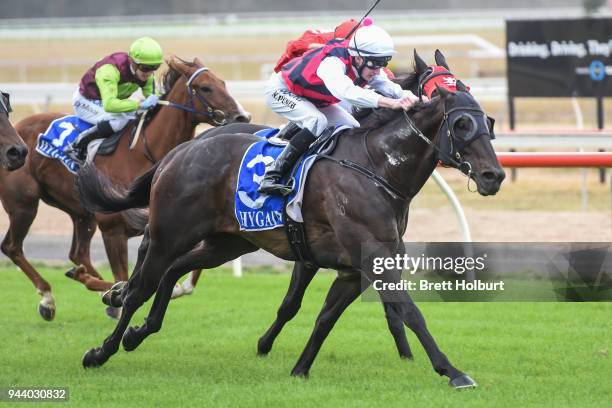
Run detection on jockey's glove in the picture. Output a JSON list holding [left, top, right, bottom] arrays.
[[140, 94, 159, 110]]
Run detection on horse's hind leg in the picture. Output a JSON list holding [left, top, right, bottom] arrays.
[[123, 235, 256, 352], [1, 195, 56, 321], [257, 261, 318, 356], [71, 219, 131, 294], [171, 269, 201, 299], [83, 227, 179, 367], [66, 215, 103, 280]]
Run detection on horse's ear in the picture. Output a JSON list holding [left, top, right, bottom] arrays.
[[456, 80, 469, 92], [193, 57, 205, 67], [414, 49, 428, 75], [435, 84, 451, 99], [167, 55, 180, 70], [167, 55, 190, 76], [434, 49, 450, 70]]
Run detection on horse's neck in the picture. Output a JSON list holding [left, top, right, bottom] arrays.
[[368, 111, 440, 200], [144, 86, 196, 158]]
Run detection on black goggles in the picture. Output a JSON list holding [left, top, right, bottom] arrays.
[[364, 56, 391, 69], [135, 63, 160, 73]]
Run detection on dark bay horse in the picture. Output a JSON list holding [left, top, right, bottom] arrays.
[[0, 91, 28, 170], [0, 57, 250, 321], [77, 50, 505, 388]]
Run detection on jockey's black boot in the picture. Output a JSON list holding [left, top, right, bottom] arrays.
[[258, 127, 317, 196], [65, 120, 113, 163], [276, 121, 301, 140]]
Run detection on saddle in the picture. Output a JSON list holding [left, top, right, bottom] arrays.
[[96, 119, 138, 156]]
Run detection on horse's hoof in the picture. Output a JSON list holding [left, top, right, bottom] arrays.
[[400, 354, 414, 361], [449, 374, 478, 389], [65, 267, 76, 279], [122, 326, 141, 352], [101, 289, 123, 308], [290, 368, 309, 378], [110, 281, 128, 292], [38, 303, 55, 321], [82, 347, 106, 368], [257, 338, 272, 356], [105, 306, 121, 320]]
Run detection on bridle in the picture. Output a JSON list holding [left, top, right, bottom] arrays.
[[137, 67, 228, 164], [320, 77, 493, 200], [159, 67, 227, 126]]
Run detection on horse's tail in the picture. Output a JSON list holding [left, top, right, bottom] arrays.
[[76, 162, 159, 214], [121, 208, 149, 233]]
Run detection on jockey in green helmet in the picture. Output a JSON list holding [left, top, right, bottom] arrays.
[[66, 36, 163, 163]]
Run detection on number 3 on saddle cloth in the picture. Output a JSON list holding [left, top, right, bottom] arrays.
[[235, 126, 349, 231]]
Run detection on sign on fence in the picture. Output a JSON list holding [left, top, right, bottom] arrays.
[[506, 18, 611, 128]]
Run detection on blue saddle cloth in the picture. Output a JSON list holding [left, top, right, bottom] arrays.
[[235, 126, 347, 231], [35, 115, 93, 174]]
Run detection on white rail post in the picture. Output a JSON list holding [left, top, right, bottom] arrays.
[[430, 170, 475, 281], [233, 257, 243, 278]]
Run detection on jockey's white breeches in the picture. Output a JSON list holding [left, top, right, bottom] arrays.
[[264, 72, 359, 137], [72, 89, 136, 132]]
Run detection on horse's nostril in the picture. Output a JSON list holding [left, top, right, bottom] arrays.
[[235, 114, 251, 123], [7, 147, 20, 159], [481, 171, 496, 183], [6, 145, 28, 162]]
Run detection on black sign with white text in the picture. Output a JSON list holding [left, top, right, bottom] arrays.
[[506, 18, 612, 97]]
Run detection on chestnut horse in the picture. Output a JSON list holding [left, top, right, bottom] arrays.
[[0, 57, 250, 321], [77, 51, 505, 388], [0, 91, 28, 170]]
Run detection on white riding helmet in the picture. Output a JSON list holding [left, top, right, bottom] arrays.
[[348, 25, 396, 58]]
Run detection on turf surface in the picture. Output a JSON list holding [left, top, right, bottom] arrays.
[[0, 265, 609, 407]]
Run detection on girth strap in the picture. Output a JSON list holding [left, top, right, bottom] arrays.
[[282, 198, 319, 269]]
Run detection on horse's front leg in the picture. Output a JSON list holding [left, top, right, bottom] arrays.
[[291, 271, 363, 377], [382, 302, 413, 359], [373, 267, 476, 388], [258, 261, 318, 355]]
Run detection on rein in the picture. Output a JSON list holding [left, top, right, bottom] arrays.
[[318, 100, 479, 202], [130, 66, 226, 162]]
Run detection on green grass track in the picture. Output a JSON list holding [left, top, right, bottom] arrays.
[[0, 265, 609, 407]]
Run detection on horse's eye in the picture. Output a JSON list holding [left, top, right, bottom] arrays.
[[200, 86, 212, 93], [455, 119, 469, 130]]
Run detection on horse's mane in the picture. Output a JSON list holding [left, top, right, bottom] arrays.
[[355, 67, 428, 129], [160, 58, 200, 96], [355, 66, 439, 131]]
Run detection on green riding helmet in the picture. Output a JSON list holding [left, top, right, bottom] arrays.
[[129, 37, 163, 66]]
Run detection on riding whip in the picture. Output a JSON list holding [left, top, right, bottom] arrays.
[[130, 100, 170, 150], [343, 0, 382, 40]]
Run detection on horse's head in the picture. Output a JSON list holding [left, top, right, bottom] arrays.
[[0, 92, 28, 170], [414, 50, 505, 196], [166, 56, 251, 125]]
